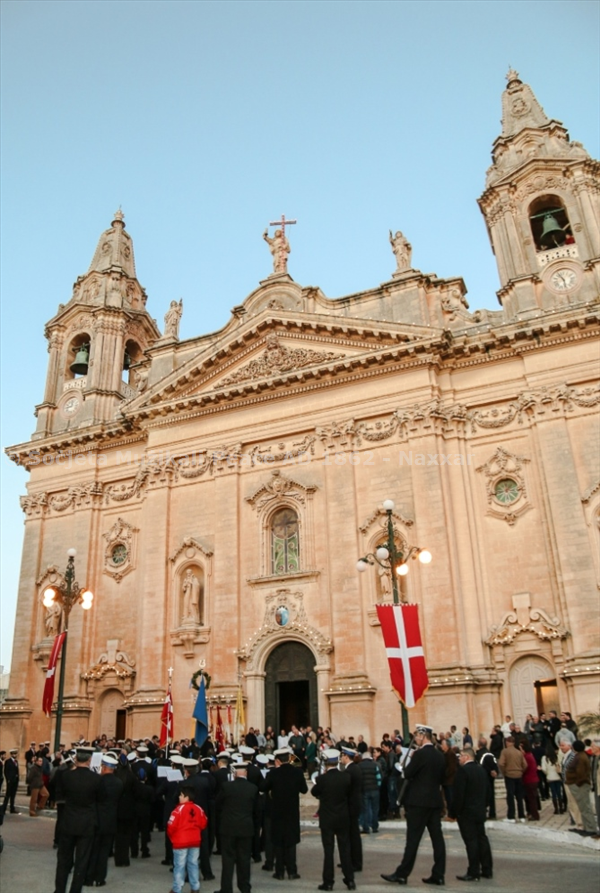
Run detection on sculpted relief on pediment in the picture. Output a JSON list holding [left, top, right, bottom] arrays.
[[215, 334, 346, 389]]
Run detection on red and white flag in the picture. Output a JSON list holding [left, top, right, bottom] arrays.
[[159, 690, 174, 747], [215, 705, 225, 752], [376, 604, 428, 708], [42, 632, 66, 716]]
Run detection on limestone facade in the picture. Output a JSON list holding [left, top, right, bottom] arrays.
[[2, 74, 599, 748]]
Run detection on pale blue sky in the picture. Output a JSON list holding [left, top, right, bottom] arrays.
[[1, 0, 599, 671]]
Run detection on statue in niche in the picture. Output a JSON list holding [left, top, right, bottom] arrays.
[[164, 299, 183, 339], [389, 229, 412, 275], [263, 228, 290, 274], [45, 601, 62, 637], [182, 569, 201, 623], [378, 566, 393, 600]]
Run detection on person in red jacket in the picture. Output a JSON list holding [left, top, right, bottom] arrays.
[[519, 740, 540, 821], [167, 785, 208, 893]]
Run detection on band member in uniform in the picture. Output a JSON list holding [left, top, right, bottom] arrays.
[[340, 746, 363, 872], [311, 748, 356, 891], [381, 724, 446, 887], [54, 747, 104, 893], [85, 753, 124, 887], [450, 747, 493, 881], [262, 747, 307, 879], [215, 761, 260, 893]]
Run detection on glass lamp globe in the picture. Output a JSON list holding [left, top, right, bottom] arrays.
[[382, 499, 395, 512], [42, 588, 56, 607], [356, 560, 369, 573], [396, 563, 409, 576], [418, 550, 432, 564], [376, 546, 389, 561]]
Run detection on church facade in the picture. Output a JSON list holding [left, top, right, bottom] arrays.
[[2, 73, 599, 748]]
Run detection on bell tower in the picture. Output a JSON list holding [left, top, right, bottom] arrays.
[[479, 70, 600, 319], [35, 211, 160, 437]]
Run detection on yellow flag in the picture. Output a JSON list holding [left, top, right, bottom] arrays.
[[235, 685, 245, 739]]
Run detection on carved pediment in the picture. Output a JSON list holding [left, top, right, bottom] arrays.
[[124, 313, 437, 419]]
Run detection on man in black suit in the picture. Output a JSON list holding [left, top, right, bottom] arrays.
[[85, 753, 124, 887], [450, 747, 493, 881], [262, 746, 307, 879], [54, 747, 104, 893], [381, 724, 446, 887], [215, 761, 259, 893], [311, 748, 356, 891], [2, 749, 19, 814]]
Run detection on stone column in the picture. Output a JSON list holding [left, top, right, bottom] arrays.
[[132, 483, 171, 702], [245, 671, 266, 730], [210, 473, 241, 689], [534, 418, 597, 655]]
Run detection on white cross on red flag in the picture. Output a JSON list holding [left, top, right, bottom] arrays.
[[159, 690, 174, 747], [376, 604, 428, 708], [42, 632, 66, 716]]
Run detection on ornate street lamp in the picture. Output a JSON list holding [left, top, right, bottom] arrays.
[[357, 499, 431, 740], [42, 549, 93, 751]]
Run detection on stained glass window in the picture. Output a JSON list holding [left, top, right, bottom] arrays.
[[494, 478, 520, 504], [271, 508, 300, 574]]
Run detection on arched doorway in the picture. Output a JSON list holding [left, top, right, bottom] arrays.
[[98, 688, 126, 738], [509, 655, 557, 723], [265, 641, 318, 733]]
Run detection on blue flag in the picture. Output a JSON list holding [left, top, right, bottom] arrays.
[[193, 677, 209, 748]]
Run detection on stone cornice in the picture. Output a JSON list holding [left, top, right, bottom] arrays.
[[6, 429, 147, 471], [17, 381, 599, 516], [120, 306, 600, 425]]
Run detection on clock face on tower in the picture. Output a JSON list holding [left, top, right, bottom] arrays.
[[550, 268, 577, 292], [60, 395, 81, 419]]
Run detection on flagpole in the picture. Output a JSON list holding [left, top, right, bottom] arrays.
[[385, 508, 411, 743], [357, 501, 432, 744], [167, 666, 173, 760]]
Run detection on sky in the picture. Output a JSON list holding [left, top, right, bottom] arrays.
[[1, 0, 599, 673]]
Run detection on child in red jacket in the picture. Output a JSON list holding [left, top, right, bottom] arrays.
[[167, 785, 208, 893]]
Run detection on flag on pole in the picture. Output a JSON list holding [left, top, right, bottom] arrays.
[[159, 689, 174, 747], [235, 685, 245, 739], [42, 632, 66, 716], [193, 677, 209, 747], [215, 705, 225, 751], [376, 604, 428, 708]]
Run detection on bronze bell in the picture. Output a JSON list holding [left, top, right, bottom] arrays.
[[539, 213, 565, 248], [70, 344, 89, 375], [123, 351, 131, 371]]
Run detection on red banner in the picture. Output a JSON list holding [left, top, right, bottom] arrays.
[[159, 690, 174, 747], [376, 604, 428, 708], [215, 705, 225, 751], [42, 632, 66, 716]]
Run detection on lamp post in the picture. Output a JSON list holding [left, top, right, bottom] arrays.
[[42, 548, 93, 752], [356, 499, 431, 741]]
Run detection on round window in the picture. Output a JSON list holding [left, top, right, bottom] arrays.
[[111, 543, 128, 566], [494, 478, 520, 505]]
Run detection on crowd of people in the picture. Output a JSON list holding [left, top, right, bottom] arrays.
[[0, 707, 598, 892]]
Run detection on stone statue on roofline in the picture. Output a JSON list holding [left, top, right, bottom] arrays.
[[263, 227, 290, 274], [163, 299, 183, 340], [389, 229, 412, 276]]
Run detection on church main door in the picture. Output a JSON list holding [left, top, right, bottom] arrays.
[[264, 642, 318, 733]]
